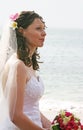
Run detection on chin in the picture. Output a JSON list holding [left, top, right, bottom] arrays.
[[39, 42, 44, 47], [39, 44, 44, 47]]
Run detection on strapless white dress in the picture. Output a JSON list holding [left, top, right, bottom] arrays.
[[0, 75, 44, 130]]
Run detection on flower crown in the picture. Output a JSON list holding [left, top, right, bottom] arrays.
[[10, 13, 19, 30]]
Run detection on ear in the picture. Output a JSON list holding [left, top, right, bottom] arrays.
[[18, 27, 24, 34], [18, 27, 26, 37]]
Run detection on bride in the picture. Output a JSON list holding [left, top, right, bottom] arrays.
[[0, 11, 51, 130]]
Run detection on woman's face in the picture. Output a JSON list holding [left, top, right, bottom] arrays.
[[23, 18, 46, 48]]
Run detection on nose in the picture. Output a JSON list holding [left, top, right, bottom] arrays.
[[41, 30, 46, 36]]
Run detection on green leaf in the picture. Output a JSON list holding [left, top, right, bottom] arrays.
[[51, 124, 60, 130]]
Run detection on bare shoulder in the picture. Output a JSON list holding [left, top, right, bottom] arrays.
[[16, 60, 27, 77]]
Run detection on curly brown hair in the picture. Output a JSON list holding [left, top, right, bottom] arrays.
[[15, 11, 45, 70]]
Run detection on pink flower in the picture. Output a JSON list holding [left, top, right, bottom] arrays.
[[10, 13, 19, 21], [65, 111, 72, 117]]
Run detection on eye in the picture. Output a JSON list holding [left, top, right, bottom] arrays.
[[36, 27, 42, 30], [36, 27, 46, 31]]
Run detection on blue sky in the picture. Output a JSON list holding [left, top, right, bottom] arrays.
[[1, 0, 83, 29]]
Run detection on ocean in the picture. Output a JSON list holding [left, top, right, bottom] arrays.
[[0, 28, 83, 113], [38, 28, 83, 107]]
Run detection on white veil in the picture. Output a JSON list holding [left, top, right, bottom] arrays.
[[0, 21, 17, 74], [0, 21, 19, 129]]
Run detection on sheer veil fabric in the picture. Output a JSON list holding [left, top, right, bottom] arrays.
[[0, 22, 20, 129], [0, 21, 17, 75]]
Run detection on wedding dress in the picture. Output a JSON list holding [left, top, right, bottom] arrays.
[[0, 55, 44, 130]]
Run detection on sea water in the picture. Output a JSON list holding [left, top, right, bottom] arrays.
[[1, 28, 83, 113], [1, 28, 83, 103], [38, 28, 83, 107]]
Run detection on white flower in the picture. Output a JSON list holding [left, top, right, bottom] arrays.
[[11, 21, 18, 30]]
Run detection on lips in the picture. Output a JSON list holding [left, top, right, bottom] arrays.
[[39, 38, 44, 42]]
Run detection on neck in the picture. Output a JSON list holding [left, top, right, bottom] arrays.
[[29, 47, 36, 57]]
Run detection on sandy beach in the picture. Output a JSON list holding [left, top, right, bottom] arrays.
[[40, 98, 83, 124]]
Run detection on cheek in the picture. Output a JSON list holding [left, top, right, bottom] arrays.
[[27, 33, 38, 43], [29, 35, 37, 42]]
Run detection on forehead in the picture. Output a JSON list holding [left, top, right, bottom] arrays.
[[29, 18, 45, 27]]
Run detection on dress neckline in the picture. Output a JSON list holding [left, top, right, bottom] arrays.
[[26, 75, 40, 85]]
